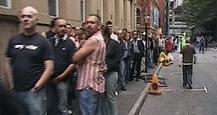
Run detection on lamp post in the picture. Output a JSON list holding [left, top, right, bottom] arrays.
[[145, 15, 149, 73]]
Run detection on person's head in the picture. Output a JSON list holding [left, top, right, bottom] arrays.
[[54, 18, 67, 37], [106, 21, 113, 32], [106, 21, 112, 26], [50, 18, 59, 28], [122, 28, 127, 33], [124, 32, 131, 42], [18, 6, 38, 32], [66, 23, 71, 34], [85, 14, 101, 37], [69, 26, 76, 37], [132, 30, 138, 39], [75, 29, 86, 46], [117, 30, 124, 40], [102, 25, 112, 38], [48, 18, 59, 33]]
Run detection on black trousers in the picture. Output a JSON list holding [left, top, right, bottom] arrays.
[[131, 53, 142, 79], [182, 65, 193, 87]]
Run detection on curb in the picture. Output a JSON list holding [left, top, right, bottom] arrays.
[[210, 48, 217, 51], [127, 83, 151, 115], [128, 63, 163, 115]]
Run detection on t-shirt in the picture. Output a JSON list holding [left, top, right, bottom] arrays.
[[180, 44, 196, 63], [5, 33, 54, 91], [48, 35, 76, 78]]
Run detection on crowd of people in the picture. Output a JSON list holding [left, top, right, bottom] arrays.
[[2, 6, 179, 115]]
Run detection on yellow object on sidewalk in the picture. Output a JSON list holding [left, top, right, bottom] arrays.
[[149, 73, 161, 95], [159, 52, 171, 66]]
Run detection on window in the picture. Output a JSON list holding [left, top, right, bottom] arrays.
[[48, 0, 59, 17], [80, 0, 85, 21], [136, 8, 141, 16], [174, 17, 182, 22], [169, 2, 174, 8], [0, 0, 11, 9], [136, 17, 141, 24]]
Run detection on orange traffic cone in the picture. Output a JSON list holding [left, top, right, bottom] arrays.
[[149, 73, 161, 95]]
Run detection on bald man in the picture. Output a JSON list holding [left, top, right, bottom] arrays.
[[4, 6, 54, 115]]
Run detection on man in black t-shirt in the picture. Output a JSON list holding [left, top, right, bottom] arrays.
[[4, 6, 54, 115]]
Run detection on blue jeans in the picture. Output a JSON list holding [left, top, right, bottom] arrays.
[[118, 59, 126, 88], [46, 81, 69, 115], [124, 57, 132, 81], [15, 88, 46, 115], [56, 82, 69, 115], [105, 72, 118, 115], [79, 88, 103, 115]]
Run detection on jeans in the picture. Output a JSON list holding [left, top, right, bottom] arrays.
[[46, 81, 69, 115], [147, 50, 155, 68], [15, 88, 46, 115], [182, 65, 193, 87], [79, 88, 103, 115], [118, 59, 126, 88], [105, 72, 118, 115], [57, 82, 69, 115], [124, 57, 132, 81]]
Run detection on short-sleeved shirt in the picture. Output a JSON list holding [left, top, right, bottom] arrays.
[[76, 31, 107, 93], [5, 33, 53, 91], [48, 35, 76, 78], [180, 44, 196, 63]]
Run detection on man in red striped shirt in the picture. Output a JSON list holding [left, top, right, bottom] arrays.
[[73, 14, 107, 115]]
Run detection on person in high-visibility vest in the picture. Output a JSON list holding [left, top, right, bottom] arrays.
[[181, 32, 190, 48]]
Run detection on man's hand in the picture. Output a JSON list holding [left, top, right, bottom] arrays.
[[51, 75, 65, 84], [32, 82, 45, 92]]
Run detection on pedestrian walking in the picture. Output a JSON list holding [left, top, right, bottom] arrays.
[[4, 6, 54, 115], [198, 34, 205, 53], [179, 39, 197, 89], [73, 14, 107, 115]]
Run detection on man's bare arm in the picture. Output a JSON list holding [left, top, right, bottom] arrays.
[[73, 38, 98, 64], [34, 60, 54, 90], [52, 64, 76, 83]]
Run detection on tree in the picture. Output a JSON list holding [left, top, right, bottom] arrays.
[[183, 0, 217, 39]]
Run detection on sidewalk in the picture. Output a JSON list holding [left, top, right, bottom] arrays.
[[118, 68, 156, 115]]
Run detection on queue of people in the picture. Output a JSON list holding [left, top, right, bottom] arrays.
[[3, 6, 177, 115]]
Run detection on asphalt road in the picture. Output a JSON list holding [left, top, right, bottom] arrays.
[[139, 48, 217, 115]]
